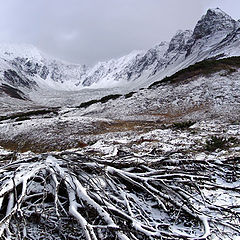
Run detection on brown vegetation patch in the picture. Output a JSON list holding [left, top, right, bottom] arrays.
[[0, 139, 88, 153], [91, 120, 159, 135], [141, 103, 209, 123], [0, 120, 160, 153]]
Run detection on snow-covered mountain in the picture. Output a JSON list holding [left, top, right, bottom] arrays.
[[0, 44, 88, 90], [0, 8, 240, 96]]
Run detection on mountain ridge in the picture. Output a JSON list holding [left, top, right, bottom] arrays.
[[0, 8, 240, 96]]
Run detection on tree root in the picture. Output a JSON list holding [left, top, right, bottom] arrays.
[[0, 152, 239, 239]]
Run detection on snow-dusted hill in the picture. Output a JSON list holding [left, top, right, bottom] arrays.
[[0, 7, 240, 100]]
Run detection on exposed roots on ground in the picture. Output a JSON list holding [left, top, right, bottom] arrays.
[[0, 152, 239, 239]]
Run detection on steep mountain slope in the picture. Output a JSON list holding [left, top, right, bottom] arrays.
[[72, 8, 240, 88], [78, 8, 240, 87]]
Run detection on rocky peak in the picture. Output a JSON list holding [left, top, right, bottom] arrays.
[[145, 42, 168, 61], [193, 8, 236, 39], [167, 30, 193, 53]]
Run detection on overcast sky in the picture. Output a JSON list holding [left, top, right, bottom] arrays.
[[0, 0, 239, 65]]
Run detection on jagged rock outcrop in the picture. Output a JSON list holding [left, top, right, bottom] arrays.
[[193, 8, 237, 39], [167, 30, 193, 53], [4, 69, 36, 89]]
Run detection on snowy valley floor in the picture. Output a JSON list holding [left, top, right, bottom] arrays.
[[0, 120, 239, 239]]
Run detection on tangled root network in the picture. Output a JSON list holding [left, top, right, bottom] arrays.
[[0, 151, 239, 239]]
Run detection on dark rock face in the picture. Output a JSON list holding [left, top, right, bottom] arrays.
[[81, 42, 169, 86], [51, 65, 63, 83], [81, 8, 240, 87], [133, 46, 165, 73], [82, 64, 106, 86], [40, 66, 49, 80], [167, 30, 193, 53], [12, 58, 50, 80], [184, 8, 239, 58], [4, 70, 37, 89], [193, 8, 236, 40], [0, 84, 28, 100]]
